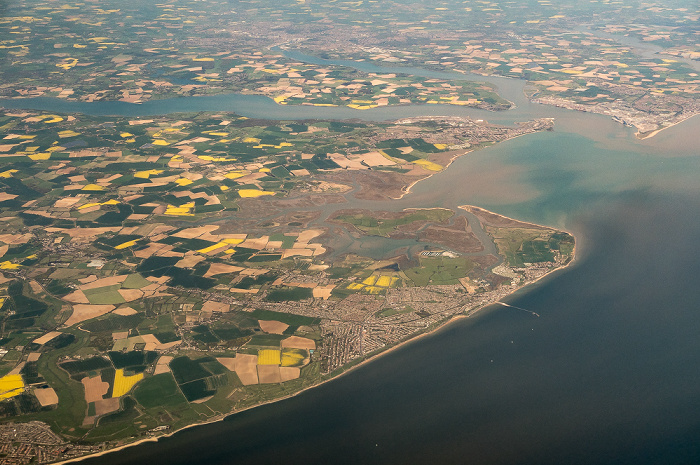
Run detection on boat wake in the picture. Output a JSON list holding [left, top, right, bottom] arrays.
[[496, 302, 540, 317]]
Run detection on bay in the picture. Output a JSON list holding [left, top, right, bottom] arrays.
[[5, 54, 700, 465]]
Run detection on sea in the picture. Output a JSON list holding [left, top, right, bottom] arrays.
[[6, 52, 700, 465]]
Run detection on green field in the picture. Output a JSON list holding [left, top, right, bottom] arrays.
[[404, 257, 473, 286], [249, 309, 320, 326], [334, 209, 454, 237], [489, 228, 569, 267], [266, 287, 313, 302], [134, 373, 187, 408]]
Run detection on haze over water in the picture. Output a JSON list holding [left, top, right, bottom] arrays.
[[51, 56, 700, 464]]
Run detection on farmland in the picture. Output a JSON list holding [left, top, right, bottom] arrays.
[[0, 0, 586, 455]]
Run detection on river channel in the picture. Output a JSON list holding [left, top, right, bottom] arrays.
[[5, 52, 700, 465]]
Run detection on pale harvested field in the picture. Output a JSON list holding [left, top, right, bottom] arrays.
[[78, 275, 98, 284], [202, 301, 230, 313], [199, 232, 246, 243], [112, 334, 175, 351], [113, 306, 138, 316], [79, 275, 128, 291], [329, 153, 365, 170], [34, 387, 59, 407], [63, 290, 90, 304], [94, 397, 120, 416], [29, 280, 43, 295], [173, 225, 219, 239], [281, 336, 316, 351], [65, 304, 115, 327], [33, 331, 62, 345], [26, 353, 41, 362], [112, 331, 129, 341], [238, 268, 269, 276], [8, 362, 25, 376], [0, 245, 7, 259], [257, 365, 282, 384], [279, 367, 301, 382], [82, 375, 109, 403], [258, 320, 289, 335], [239, 236, 269, 250], [118, 289, 144, 301], [233, 354, 258, 385], [153, 355, 173, 375], [175, 254, 205, 268], [229, 288, 259, 294], [0, 233, 33, 244], [313, 285, 335, 300], [134, 243, 176, 259], [359, 151, 395, 167], [45, 227, 118, 241], [282, 249, 314, 258], [215, 357, 237, 372], [205, 263, 244, 278]]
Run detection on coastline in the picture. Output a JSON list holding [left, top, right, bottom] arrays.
[[635, 113, 699, 140], [392, 124, 548, 201], [393, 147, 474, 200], [57, 212, 577, 465]]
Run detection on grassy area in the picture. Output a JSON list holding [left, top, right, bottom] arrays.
[[250, 309, 320, 326], [247, 334, 286, 347], [488, 227, 567, 267], [334, 208, 453, 237], [266, 287, 313, 302], [404, 256, 473, 286], [376, 305, 415, 318]]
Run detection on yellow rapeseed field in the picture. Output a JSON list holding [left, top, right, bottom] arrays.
[[81, 184, 104, 191], [375, 275, 399, 287], [413, 159, 443, 172], [238, 189, 275, 198], [258, 350, 281, 365], [281, 349, 305, 367], [0, 261, 21, 270], [115, 240, 137, 250], [0, 374, 24, 400], [197, 242, 228, 254], [224, 170, 248, 180], [0, 170, 18, 178], [164, 202, 195, 216], [134, 169, 163, 179], [364, 286, 383, 294], [362, 276, 377, 286], [112, 369, 143, 398]]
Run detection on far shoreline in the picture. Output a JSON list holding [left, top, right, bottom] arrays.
[[636, 113, 699, 140]]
